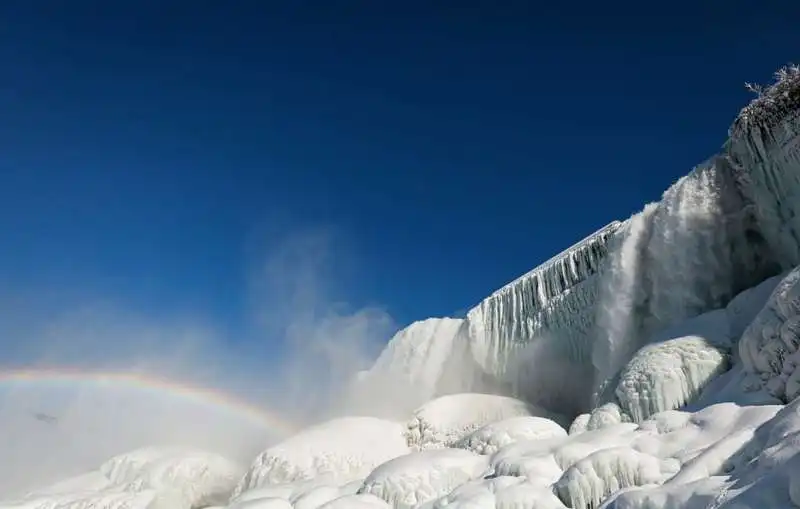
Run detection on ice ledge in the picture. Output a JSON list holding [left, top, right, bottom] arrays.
[[483, 220, 624, 309]]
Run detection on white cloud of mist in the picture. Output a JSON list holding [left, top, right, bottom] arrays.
[[0, 225, 397, 496]]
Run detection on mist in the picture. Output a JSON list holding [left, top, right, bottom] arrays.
[[0, 226, 397, 496]]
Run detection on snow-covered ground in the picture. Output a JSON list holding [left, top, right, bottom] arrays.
[[3, 66, 800, 509]]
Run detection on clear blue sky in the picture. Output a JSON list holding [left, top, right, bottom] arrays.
[[0, 2, 797, 348]]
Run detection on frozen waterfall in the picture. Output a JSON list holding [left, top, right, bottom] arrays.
[[434, 66, 800, 419]]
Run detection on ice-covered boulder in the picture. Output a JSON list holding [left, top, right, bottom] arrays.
[[554, 447, 679, 509], [405, 393, 563, 450], [359, 449, 488, 509], [616, 336, 730, 422], [455, 416, 567, 455], [233, 417, 409, 497], [584, 403, 632, 432], [489, 423, 641, 481]]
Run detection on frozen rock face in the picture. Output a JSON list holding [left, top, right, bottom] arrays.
[[233, 417, 409, 497], [405, 393, 564, 450], [729, 65, 800, 269]]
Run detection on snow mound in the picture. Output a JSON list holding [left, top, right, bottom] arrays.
[[584, 403, 632, 432], [228, 497, 294, 509], [429, 476, 523, 508], [616, 336, 730, 422], [233, 417, 409, 497], [318, 493, 391, 509], [553, 447, 679, 509], [359, 449, 488, 509], [455, 416, 567, 455], [405, 393, 562, 450], [99, 446, 242, 503], [2, 447, 242, 509], [291, 485, 344, 509]]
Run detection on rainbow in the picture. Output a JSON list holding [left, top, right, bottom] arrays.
[[0, 367, 298, 436]]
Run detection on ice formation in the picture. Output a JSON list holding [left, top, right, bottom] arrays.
[[350, 318, 466, 418], [454, 416, 567, 456], [738, 265, 800, 401], [9, 64, 800, 509], [404, 393, 563, 450], [615, 336, 729, 422], [358, 449, 488, 509]]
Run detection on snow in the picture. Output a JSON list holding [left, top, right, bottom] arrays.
[[0, 447, 243, 509], [455, 416, 567, 455], [8, 63, 800, 509], [404, 393, 564, 450], [233, 417, 409, 496], [615, 336, 729, 422], [359, 449, 488, 509], [350, 319, 466, 418]]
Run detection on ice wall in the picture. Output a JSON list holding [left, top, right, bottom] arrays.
[[439, 66, 800, 418], [464, 221, 623, 378], [729, 65, 800, 268]]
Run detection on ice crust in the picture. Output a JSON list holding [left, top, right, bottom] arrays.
[[10, 64, 800, 509]]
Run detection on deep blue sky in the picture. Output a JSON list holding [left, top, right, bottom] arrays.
[[0, 2, 797, 346]]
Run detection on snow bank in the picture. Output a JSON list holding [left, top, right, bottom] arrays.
[[233, 417, 409, 496]]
